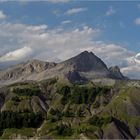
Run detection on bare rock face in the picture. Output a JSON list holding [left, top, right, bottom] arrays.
[[109, 66, 126, 79], [103, 121, 133, 139], [0, 51, 127, 84], [61, 51, 111, 80], [24, 59, 56, 73], [66, 70, 87, 83], [62, 51, 109, 72], [0, 60, 56, 80]]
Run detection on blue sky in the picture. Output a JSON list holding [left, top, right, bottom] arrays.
[[0, 1, 140, 51], [0, 0, 140, 79]]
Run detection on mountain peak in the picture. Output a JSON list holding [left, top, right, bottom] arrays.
[[76, 51, 96, 59], [79, 50, 94, 56], [109, 66, 127, 80], [62, 51, 109, 74]]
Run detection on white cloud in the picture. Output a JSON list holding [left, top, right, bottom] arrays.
[[0, 10, 6, 19], [0, 22, 139, 79], [0, 23, 100, 64], [120, 53, 140, 79], [106, 6, 116, 16], [61, 20, 72, 24], [121, 65, 140, 79], [135, 18, 140, 25], [65, 7, 87, 15], [0, 46, 33, 62], [47, 0, 70, 3], [130, 53, 140, 66]]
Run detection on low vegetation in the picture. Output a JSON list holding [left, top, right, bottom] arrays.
[[57, 85, 111, 105], [88, 115, 113, 127], [13, 87, 40, 96], [0, 79, 140, 139], [0, 111, 42, 134]]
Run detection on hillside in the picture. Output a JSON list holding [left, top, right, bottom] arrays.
[[0, 78, 140, 139], [0, 51, 139, 139]]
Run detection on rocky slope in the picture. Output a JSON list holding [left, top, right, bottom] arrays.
[[0, 78, 140, 139], [109, 66, 127, 80], [62, 51, 109, 73], [0, 51, 126, 86], [0, 59, 56, 80]]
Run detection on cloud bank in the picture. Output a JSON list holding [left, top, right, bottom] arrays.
[[65, 8, 87, 15], [0, 22, 139, 79], [47, 0, 70, 3]]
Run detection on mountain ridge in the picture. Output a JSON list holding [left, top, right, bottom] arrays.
[[0, 51, 127, 85]]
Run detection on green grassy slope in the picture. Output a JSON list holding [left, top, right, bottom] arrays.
[[0, 78, 140, 139]]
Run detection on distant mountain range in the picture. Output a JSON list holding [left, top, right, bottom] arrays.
[[0, 51, 127, 86]]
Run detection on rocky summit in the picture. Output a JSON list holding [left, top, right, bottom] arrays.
[[109, 66, 127, 80], [62, 51, 109, 72]]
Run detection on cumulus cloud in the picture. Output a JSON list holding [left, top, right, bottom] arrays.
[[47, 0, 70, 3], [0, 22, 139, 79], [106, 6, 116, 16], [0, 23, 99, 64], [0, 10, 6, 19], [120, 53, 140, 79], [65, 7, 87, 15], [0, 46, 33, 62], [135, 18, 140, 25], [61, 20, 72, 24], [121, 65, 140, 80]]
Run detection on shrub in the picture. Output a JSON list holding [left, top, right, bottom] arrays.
[[57, 85, 111, 105], [49, 117, 57, 123], [93, 101, 100, 108], [49, 108, 56, 115], [49, 108, 62, 119], [57, 85, 71, 95], [56, 123, 73, 136], [61, 96, 69, 105], [0, 111, 43, 131], [13, 88, 40, 96], [11, 96, 20, 102], [63, 109, 74, 117], [88, 115, 113, 127], [76, 107, 85, 117]]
